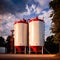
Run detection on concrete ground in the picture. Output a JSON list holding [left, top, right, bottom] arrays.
[[0, 54, 60, 60]]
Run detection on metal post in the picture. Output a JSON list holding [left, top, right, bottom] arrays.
[[42, 46, 43, 54], [25, 46, 26, 54], [29, 46, 30, 54], [14, 48, 16, 54]]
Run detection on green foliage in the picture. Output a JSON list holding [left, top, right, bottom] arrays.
[[44, 35, 59, 54], [49, 0, 60, 12], [49, 0, 60, 54], [6, 36, 11, 53], [49, 0, 60, 42], [0, 36, 5, 47]]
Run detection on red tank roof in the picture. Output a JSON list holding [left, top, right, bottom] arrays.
[[29, 17, 44, 23], [14, 19, 28, 25]]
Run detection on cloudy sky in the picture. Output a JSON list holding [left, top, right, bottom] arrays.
[[0, 0, 53, 39]]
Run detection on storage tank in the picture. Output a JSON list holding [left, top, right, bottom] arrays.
[[29, 17, 45, 54], [14, 19, 28, 54]]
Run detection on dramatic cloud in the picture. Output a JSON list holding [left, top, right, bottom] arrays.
[[35, 0, 51, 8], [0, 0, 27, 14], [0, 0, 53, 38], [0, 0, 28, 36]]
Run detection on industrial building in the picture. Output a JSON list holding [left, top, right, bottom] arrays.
[[14, 17, 45, 54], [14, 19, 28, 54], [29, 17, 45, 54]]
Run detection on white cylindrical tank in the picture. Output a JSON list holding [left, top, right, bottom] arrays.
[[29, 17, 45, 54], [14, 20, 28, 54]]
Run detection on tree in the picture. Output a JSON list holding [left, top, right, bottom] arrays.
[[0, 36, 5, 47], [6, 36, 11, 53], [44, 35, 59, 54], [49, 0, 60, 54]]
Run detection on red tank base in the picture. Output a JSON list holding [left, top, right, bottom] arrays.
[[29, 46, 43, 54], [14, 46, 26, 54]]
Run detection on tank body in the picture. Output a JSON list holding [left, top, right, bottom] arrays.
[[29, 17, 45, 54], [14, 20, 28, 54]]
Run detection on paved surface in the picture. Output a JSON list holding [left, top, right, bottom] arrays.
[[0, 54, 60, 60]]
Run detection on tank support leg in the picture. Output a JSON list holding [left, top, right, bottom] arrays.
[[25, 46, 26, 54], [42, 46, 43, 54], [29, 47, 31, 54]]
